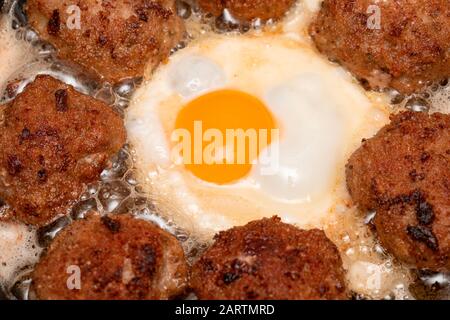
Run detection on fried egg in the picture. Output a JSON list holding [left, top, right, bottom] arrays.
[[126, 31, 389, 237]]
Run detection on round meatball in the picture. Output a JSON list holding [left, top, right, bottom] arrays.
[[0, 75, 126, 226], [32, 213, 189, 300], [25, 0, 185, 83], [309, 0, 450, 94], [346, 111, 450, 271], [191, 217, 348, 300], [198, 0, 295, 22]]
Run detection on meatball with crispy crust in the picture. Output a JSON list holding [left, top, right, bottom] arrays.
[[346, 111, 450, 271], [198, 0, 295, 22], [309, 0, 450, 94], [32, 213, 189, 300], [0, 75, 126, 226], [191, 217, 348, 300], [25, 0, 185, 83]]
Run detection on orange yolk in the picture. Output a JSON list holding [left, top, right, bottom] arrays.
[[174, 89, 277, 184]]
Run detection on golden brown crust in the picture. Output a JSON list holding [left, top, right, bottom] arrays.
[[32, 213, 189, 300], [346, 111, 450, 271], [0, 75, 126, 226], [25, 0, 185, 83], [191, 217, 348, 300], [198, 0, 295, 22], [309, 0, 450, 94]]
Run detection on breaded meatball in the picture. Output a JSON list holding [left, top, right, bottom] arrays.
[[346, 111, 450, 271], [0, 75, 126, 226], [309, 0, 450, 94], [198, 0, 295, 22], [25, 0, 185, 83], [32, 213, 189, 300], [191, 217, 348, 300]]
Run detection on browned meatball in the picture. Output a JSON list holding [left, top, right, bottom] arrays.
[[309, 0, 450, 94], [0, 75, 126, 226], [25, 0, 185, 83], [198, 0, 295, 22], [346, 111, 450, 271], [32, 213, 189, 300], [191, 217, 348, 300]]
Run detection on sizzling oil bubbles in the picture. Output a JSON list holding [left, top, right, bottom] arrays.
[[0, 2, 35, 98]]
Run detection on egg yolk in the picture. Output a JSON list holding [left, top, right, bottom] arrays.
[[174, 89, 277, 184]]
